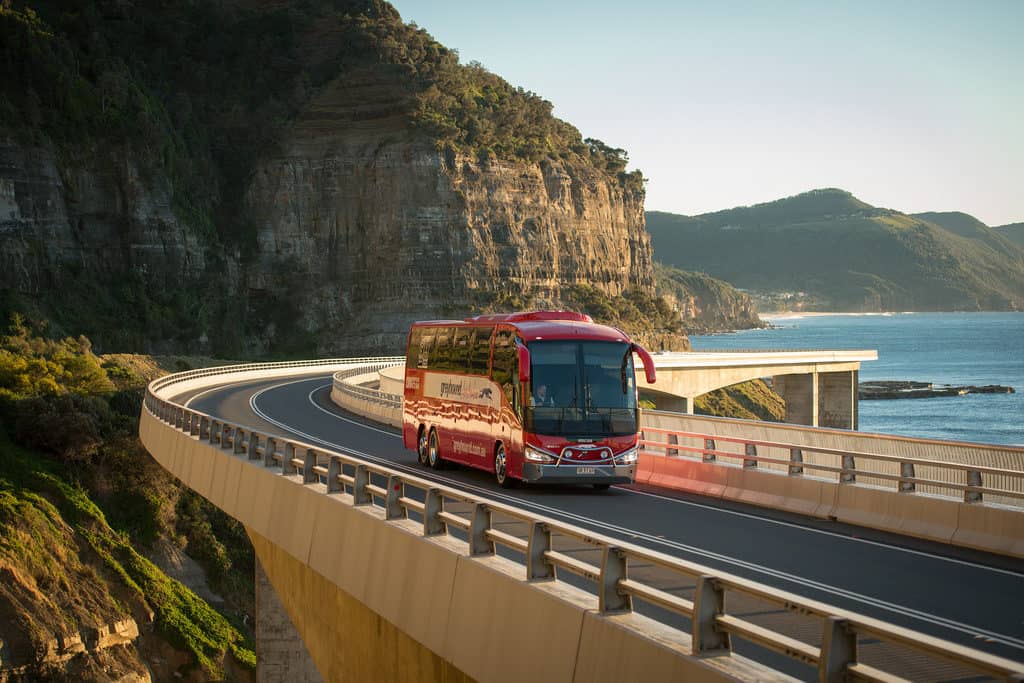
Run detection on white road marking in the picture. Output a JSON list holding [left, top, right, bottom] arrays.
[[227, 376, 1024, 652]]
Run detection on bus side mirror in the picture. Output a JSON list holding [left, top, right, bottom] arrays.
[[517, 345, 531, 383], [631, 343, 657, 384]]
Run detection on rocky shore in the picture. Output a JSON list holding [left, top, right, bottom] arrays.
[[859, 380, 1015, 400]]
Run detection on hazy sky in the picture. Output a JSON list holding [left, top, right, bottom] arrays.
[[389, 0, 1023, 226]]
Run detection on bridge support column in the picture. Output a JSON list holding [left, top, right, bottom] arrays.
[[655, 395, 691, 413], [773, 372, 819, 427], [819, 370, 858, 430], [256, 556, 323, 683]]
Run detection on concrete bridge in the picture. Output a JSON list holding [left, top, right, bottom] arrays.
[[643, 350, 877, 429], [141, 358, 1024, 682]]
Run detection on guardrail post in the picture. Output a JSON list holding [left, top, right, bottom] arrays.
[[303, 449, 317, 484], [327, 457, 343, 494], [353, 465, 371, 505], [819, 617, 856, 683], [469, 504, 494, 556], [703, 438, 717, 463], [264, 438, 277, 467], [282, 443, 296, 474], [385, 475, 405, 520], [599, 547, 631, 613], [199, 417, 210, 440], [188, 413, 198, 436], [789, 448, 804, 475], [840, 454, 856, 483], [210, 421, 221, 445], [693, 575, 730, 654], [668, 433, 679, 456], [527, 522, 554, 581], [743, 443, 758, 469], [423, 488, 445, 536], [234, 429, 246, 455], [249, 434, 261, 461], [221, 425, 233, 450], [965, 470, 983, 503], [899, 462, 916, 492]]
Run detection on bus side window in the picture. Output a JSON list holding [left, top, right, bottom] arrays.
[[469, 326, 494, 376], [418, 330, 435, 369], [453, 327, 473, 374], [431, 327, 453, 370], [491, 329, 518, 407], [407, 328, 422, 369]]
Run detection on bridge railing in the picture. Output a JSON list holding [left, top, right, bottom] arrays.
[[143, 360, 1024, 682], [639, 424, 1024, 506]]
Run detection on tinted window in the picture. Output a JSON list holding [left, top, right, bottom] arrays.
[[491, 328, 518, 405], [430, 327, 453, 370], [452, 327, 473, 373], [469, 326, 494, 376], [417, 329, 435, 369]]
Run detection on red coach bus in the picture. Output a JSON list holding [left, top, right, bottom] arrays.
[[402, 311, 657, 489]]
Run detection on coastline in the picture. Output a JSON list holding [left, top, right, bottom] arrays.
[[759, 311, 908, 322]]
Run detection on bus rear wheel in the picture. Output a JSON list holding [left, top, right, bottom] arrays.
[[427, 429, 444, 470], [417, 427, 429, 466], [494, 444, 515, 488]]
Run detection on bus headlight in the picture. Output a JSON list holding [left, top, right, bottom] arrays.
[[525, 446, 556, 463], [616, 447, 639, 464]]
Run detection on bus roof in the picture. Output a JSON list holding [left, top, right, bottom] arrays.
[[410, 311, 632, 343]]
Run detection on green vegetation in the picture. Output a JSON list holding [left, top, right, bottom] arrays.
[[647, 189, 1024, 311], [0, 314, 254, 677], [654, 263, 762, 333], [995, 222, 1024, 248], [694, 379, 785, 421]]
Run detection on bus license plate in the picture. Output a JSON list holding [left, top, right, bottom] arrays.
[[578, 467, 596, 475]]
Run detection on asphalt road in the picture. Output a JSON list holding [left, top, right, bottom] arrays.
[[177, 373, 1024, 679]]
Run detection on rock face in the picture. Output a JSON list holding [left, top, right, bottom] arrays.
[[0, 139, 205, 293], [654, 264, 762, 333], [244, 69, 653, 353]]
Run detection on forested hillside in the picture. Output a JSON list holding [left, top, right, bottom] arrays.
[[647, 189, 1024, 311]]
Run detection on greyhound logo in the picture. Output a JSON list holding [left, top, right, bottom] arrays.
[[478, 387, 493, 400]]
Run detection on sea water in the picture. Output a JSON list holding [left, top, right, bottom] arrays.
[[689, 312, 1024, 446]]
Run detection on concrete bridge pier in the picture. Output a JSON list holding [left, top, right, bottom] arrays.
[[773, 370, 858, 429], [255, 552, 323, 683]]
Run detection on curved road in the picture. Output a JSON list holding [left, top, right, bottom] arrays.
[[178, 373, 1024, 678]]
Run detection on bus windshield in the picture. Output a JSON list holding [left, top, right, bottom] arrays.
[[524, 340, 638, 437]]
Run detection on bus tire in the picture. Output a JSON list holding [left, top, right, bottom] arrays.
[[494, 443, 515, 489], [592, 483, 611, 491], [427, 428, 444, 470], [417, 426, 429, 466]]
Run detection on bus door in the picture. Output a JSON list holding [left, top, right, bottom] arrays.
[[490, 327, 523, 464]]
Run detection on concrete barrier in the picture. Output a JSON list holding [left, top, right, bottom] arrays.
[[638, 411, 1024, 559]]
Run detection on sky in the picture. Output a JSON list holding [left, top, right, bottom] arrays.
[[389, 0, 1024, 226]]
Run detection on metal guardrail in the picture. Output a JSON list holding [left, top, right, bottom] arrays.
[[143, 360, 1024, 682], [333, 363, 404, 409], [640, 426, 1024, 506]]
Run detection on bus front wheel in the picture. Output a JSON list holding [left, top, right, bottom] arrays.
[[428, 429, 444, 470], [417, 427, 429, 466], [494, 444, 515, 489]]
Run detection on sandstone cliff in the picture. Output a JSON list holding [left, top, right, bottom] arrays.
[[244, 63, 656, 353]]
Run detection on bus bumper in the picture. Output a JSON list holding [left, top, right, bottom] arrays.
[[521, 463, 635, 485]]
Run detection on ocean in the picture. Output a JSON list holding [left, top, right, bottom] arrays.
[[689, 312, 1024, 446]]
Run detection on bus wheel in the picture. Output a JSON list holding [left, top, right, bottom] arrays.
[[427, 429, 444, 470], [494, 444, 514, 489], [417, 427, 429, 466], [592, 483, 611, 491]]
